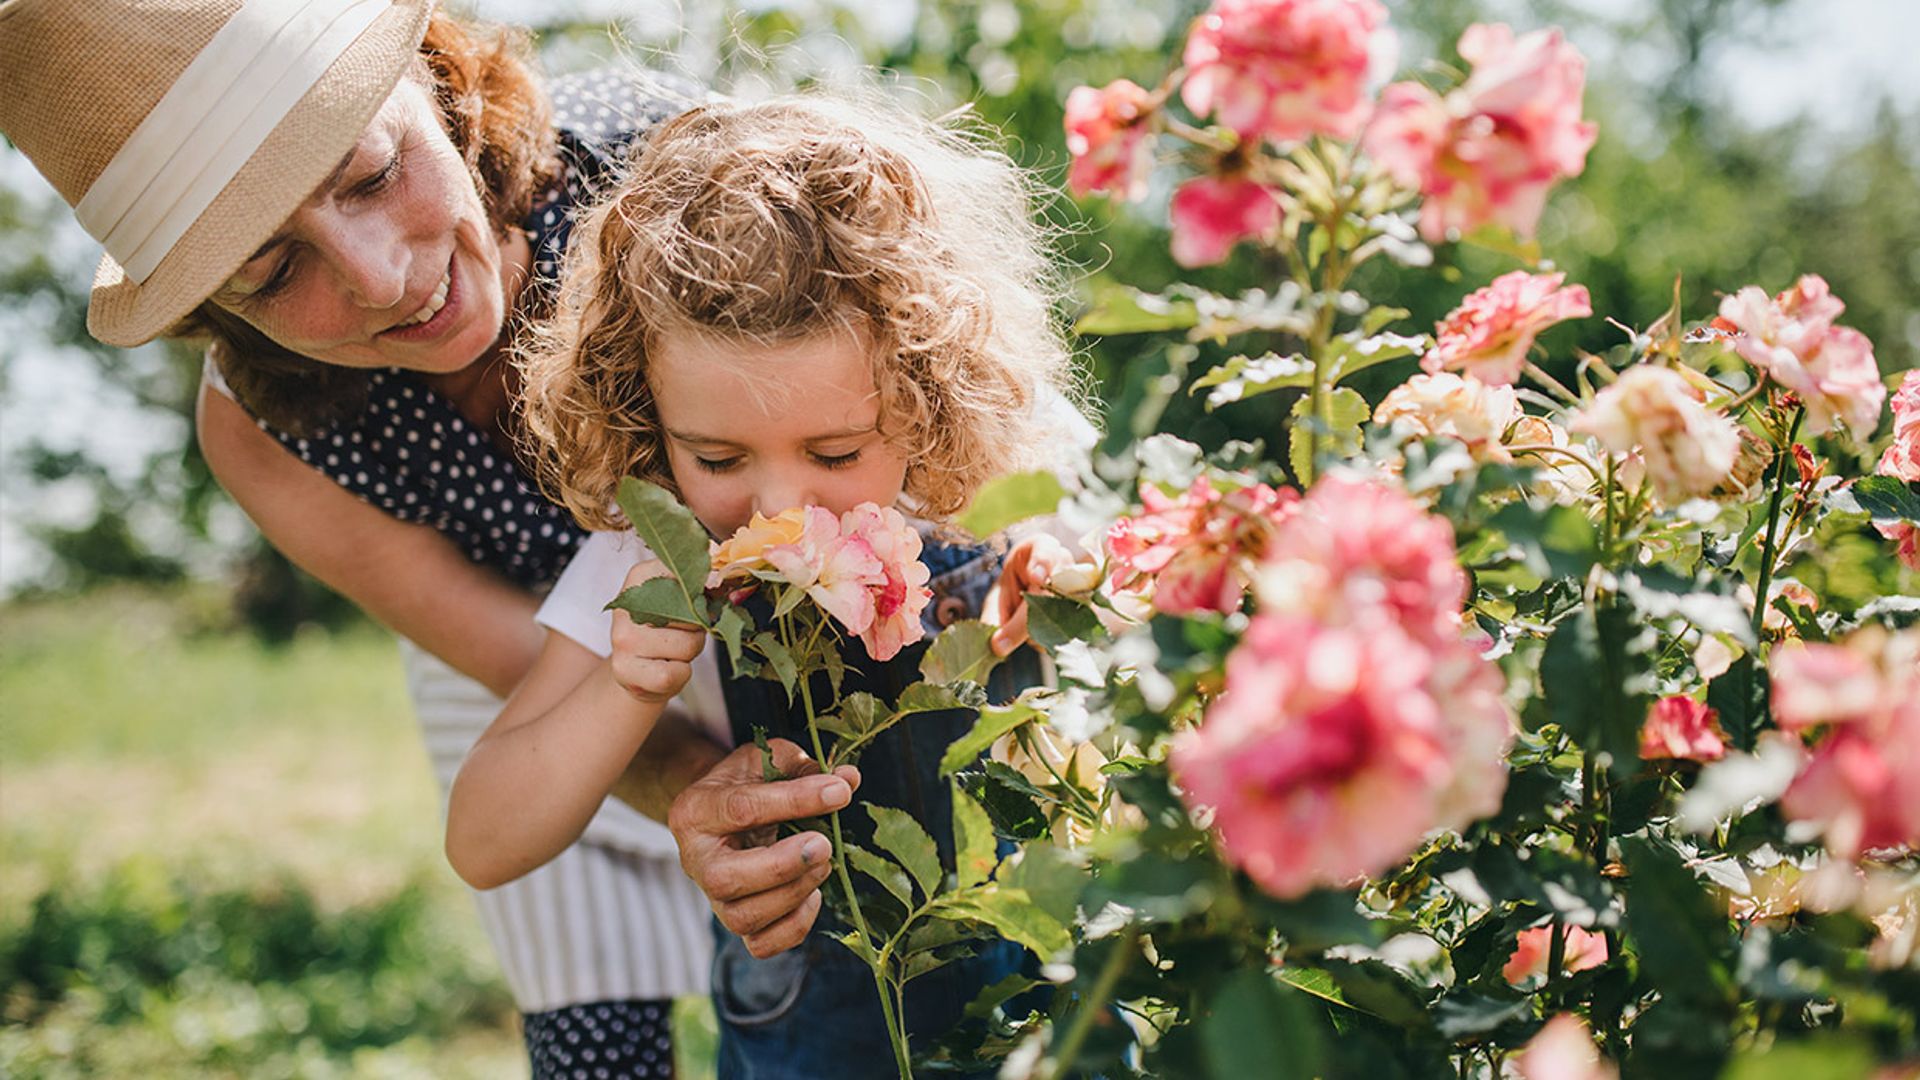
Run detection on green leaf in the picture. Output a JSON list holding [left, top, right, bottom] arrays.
[[1074, 284, 1199, 336], [1023, 594, 1106, 651], [1190, 352, 1313, 411], [957, 767, 1050, 841], [956, 470, 1068, 539], [1087, 849, 1215, 923], [919, 619, 1001, 686], [1828, 475, 1920, 524], [613, 477, 712, 620], [1329, 329, 1428, 385], [713, 603, 751, 667], [845, 843, 914, 908], [1489, 502, 1600, 581], [606, 576, 702, 627], [1541, 603, 1657, 773], [937, 886, 1071, 958], [1004, 842, 1083, 926], [867, 804, 942, 901], [963, 973, 1042, 1020], [1618, 835, 1737, 1007], [1202, 970, 1325, 1080], [815, 692, 884, 742], [938, 699, 1039, 776], [1287, 386, 1369, 482], [1321, 958, 1432, 1031], [1362, 305, 1411, 336], [952, 783, 998, 889], [752, 726, 783, 782], [753, 632, 799, 699], [1431, 990, 1534, 1041]]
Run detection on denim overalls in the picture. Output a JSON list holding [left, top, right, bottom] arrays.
[[711, 538, 1042, 1079]]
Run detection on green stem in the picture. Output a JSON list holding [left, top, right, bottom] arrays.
[[1748, 406, 1806, 649], [1047, 925, 1140, 1080], [1545, 916, 1567, 996], [792, 623, 913, 1080]]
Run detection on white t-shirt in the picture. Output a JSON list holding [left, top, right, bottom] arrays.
[[535, 531, 736, 747]]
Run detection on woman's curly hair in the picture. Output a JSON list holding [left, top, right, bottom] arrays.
[[172, 11, 559, 434], [517, 91, 1082, 533]]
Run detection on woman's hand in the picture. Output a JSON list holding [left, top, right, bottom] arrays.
[[668, 739, 863, 958], [609, 559, 707, 705]]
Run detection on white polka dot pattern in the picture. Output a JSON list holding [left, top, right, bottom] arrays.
[[523, 998, 675, 1080]]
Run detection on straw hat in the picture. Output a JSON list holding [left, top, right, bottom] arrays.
[[0, 0, 434, 346]]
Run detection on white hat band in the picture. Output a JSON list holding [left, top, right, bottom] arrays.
[[73, 0, 392, 285]]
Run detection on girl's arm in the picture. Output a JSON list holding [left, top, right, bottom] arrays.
[[197, 384, 544, 697], [445, 559, 705, 889]]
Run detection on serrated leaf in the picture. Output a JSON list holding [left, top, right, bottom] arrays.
[[1288, 386, 1370, 482], [833, 928, 880, 965], [1190, 352, 1313, 410], [772, 580, 807, 619], [956, 470, 1069, 539], [1074, 284, 1200, 336], [614, 478, 712, 621], [1619, 835, 1737, 1006], [937, 886, 1071, 958], [713, 603, 750, 667], [952, 783, 998, 889], [1490, 501, 1600, 581], [752, 726, 783, 782], [902, 943, 976, 983], [867, 804, 942, 901], [1024, 594, 1105, 650], [1362, 305, 1411, 336], [939, 699, 1040, 776], [1004, 842, 1082, 926], [845, 843, 915, 908], [958, 768, 1050, 841], [753, 632, 798, 699], [1542, 603, 1657, 773], [1829, 475, 1920, 524], [919, 619, 1001, 685], [607, 576, 702, 627]]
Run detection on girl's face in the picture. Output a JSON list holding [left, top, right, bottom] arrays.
[[648, 324, 911, 538], [209, 77, 513, 374]]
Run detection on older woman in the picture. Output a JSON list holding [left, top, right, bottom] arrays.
[[0, 1, 861, 1074]]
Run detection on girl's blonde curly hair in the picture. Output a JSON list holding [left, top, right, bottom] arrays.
[[516, 91, 1083, 533]]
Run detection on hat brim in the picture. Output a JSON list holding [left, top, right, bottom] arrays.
[[86, 0, 434, 347]]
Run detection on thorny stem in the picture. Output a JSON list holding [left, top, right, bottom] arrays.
[[790, 617, 913, 1080]]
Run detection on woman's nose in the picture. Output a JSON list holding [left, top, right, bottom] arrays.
[[312, 209, 409, 311]]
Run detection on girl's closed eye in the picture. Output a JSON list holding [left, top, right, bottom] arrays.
[[694, 454, 744, 473], [811, 449, 862, 470]]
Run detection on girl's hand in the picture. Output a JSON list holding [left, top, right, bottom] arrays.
[[610, 558, 707, 704], [990, 534, 1082, 656]]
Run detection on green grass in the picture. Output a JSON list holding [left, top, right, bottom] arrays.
[[0, 586, 719, 1079]]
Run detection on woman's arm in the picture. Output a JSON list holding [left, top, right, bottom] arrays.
[[197, 383, 545, 697]]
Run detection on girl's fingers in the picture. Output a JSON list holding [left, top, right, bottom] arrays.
[[992, 601, 1029, 656]]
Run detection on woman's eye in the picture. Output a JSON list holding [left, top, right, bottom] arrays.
[[694, 456, 743, 474], [355, 151, 401, 196], [251, 258, 296, 301], [812, 450, 862, 471]]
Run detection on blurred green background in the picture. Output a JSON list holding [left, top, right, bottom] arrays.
[[2, 0, 1914, 1075]]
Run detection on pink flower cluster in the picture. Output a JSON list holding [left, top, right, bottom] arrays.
[[1423, 270, 1591, 386], [1363, 24, 1597, 243], [1717, 274, 1886, 438], [1639, 695, 1727, 763], [1773, 628, 1920, 860], [1104, 476, 1299, 616], [709, 504, 933, 661], [1064, 79, 1158, 201], [1373, 370, 1521, 462], [1172, 477, 1513, 898], [1181, 0, 1390, 144], [1168, 175, 1281, 268], [1873, 371, 1920, 571]]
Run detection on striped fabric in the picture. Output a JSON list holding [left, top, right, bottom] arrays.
[[400, 640, 712, 1010]]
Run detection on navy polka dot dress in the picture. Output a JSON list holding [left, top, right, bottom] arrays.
[[524, 999, 676, 1080], [256, 68, 701, 591]]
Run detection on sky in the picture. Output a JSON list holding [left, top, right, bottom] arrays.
[[0, 0, 1916, 590]]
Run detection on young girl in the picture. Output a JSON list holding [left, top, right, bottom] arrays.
[[446, 94, 1090, 1076]]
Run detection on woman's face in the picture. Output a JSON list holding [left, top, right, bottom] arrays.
[[648, 324, 911, 539], [209, 76, 512, 374]]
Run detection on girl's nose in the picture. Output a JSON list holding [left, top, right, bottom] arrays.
[[752, 470, 818, 517]]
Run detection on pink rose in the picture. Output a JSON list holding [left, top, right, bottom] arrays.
[[1877, 521, 1920, 573], [1105, 477, 1299, 616], [1174, 614, 1509, 898], [1181, 0, 1389, 144], [1169, 174, 1282, 267], [1515, 1015, 1618, 1080], [1639, 695, 1728, 763], [1877, 370, 1920, 481], [763, 506, 886, 638], [838, 504, 933, 662], [1362, 24, 1597, 243], [1064, 79, 1158, 201], [1423, 270, 1591, 386], [1569, 366, 1743, 503], [1503, 925, 1610, 984], [1717, 275, 1886, 438], [1773, 629, 1920, 859], [1255, 475, 1469, 647], [1373, 371, 1522, 461]]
